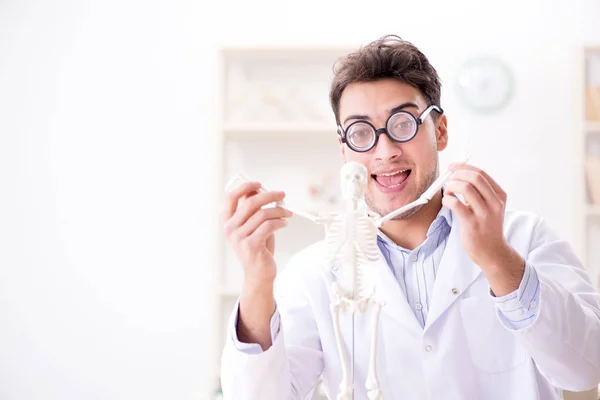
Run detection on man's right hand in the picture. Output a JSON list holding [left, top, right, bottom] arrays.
[[222, 181, 292, 286], [221, 181, 293, 349]]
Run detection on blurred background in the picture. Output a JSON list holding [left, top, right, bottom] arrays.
[[1, 0, 600, 399]]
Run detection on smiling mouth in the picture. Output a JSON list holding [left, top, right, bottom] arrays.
[[372, 169, 411, 189]]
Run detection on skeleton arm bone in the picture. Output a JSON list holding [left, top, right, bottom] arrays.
[[374, 168, 450, 226], [224, 171, 321, 223], [375, 154, 471, 227], [374, 197, 427, 227]]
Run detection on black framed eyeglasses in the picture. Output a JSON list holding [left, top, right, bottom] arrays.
[[337, 105, 443, 153]]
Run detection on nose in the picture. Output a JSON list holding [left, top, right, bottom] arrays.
[[372, 132, 402, 161]]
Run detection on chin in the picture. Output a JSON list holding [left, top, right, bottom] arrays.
[[384, 191, 417, 209], [366, 189, 419, 217]]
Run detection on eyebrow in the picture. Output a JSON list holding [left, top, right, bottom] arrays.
[[343, 102, 420, 125]]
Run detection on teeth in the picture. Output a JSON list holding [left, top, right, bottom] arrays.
[[377, 170, 406, 177]]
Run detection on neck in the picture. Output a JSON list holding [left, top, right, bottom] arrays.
[[379, 191, 443, 250]]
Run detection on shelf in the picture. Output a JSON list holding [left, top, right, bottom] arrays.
[[219, 286, 241, 298], [588, 205, 600, 217], [587, 122, 600, 134], [222, 122, 336, 138]]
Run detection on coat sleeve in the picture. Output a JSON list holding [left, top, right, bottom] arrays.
[[220, 254, 325, 400], [502, 217, 600, 391]]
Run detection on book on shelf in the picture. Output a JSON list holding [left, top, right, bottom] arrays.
[[587, 137, 600, 206], [587, 53, 600, 122], [586, 86, 600, 123]]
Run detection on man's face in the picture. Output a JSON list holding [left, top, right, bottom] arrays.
[[338, 78, 448, 219]]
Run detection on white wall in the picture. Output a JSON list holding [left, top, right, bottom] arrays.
[[0, 1, 218, 399], [0, 0, 598, 399]]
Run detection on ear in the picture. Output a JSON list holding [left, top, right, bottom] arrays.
[[435, 114, 448, 152]]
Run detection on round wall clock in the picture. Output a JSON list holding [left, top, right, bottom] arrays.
[[455, 56, 515, 113]]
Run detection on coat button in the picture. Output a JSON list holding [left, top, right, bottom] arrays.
[[331, 265, 338, 271], [529, 300, 537, 309], [451, 288, 460, 295], [425, 345, 433, 352]]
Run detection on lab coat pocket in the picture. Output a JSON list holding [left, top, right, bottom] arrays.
[[459, 297, 527, 374]]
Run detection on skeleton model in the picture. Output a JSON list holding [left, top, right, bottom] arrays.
[[318, 162, 383, 400], [224, 156, 469, 400]]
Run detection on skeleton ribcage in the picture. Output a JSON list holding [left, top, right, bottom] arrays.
[[324, 212, 378, 298], [356, 216, 379, 262], [353, 215, 378, 297]]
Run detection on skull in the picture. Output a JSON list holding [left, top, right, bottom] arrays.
[[340, 162, 368, 201]]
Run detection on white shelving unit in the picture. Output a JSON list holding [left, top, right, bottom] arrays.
[[210, 45, 353, 399], [577, 46, 600, 294], [574, 49, 600, 400]]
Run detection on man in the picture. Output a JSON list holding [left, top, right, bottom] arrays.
[[219, 35, 600, 399]]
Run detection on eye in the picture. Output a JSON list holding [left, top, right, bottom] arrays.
[[347, 122, 374, 147], [394, 120, 415, 130], [389, 113, 417, 137]]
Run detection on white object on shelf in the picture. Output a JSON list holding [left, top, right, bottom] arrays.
[[588, 53, 600, 86], [221, 48, 343, 124]]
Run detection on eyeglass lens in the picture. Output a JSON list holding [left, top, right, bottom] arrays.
[[346, 111, 417, 150]]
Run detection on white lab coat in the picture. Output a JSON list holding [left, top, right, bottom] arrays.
[[220, 209, 600, 399]]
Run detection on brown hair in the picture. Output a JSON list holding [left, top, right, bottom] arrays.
[[329, 34, 442, 125]]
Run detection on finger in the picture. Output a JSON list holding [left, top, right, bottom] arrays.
[[226, 190, 287, 235], [449, 169, 500, 206], [222, 181, 262, 221], [238, 206, 293, 238], [449, 163, 506, 202], [244, 218, 288, 250], [442, 193, 472, 220], [444, 180, 486, 214]]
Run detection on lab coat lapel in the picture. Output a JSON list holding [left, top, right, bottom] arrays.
[[424, 215, 482, 332]]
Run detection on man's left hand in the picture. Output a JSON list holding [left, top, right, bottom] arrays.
[[442, 163, 525, 296]]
